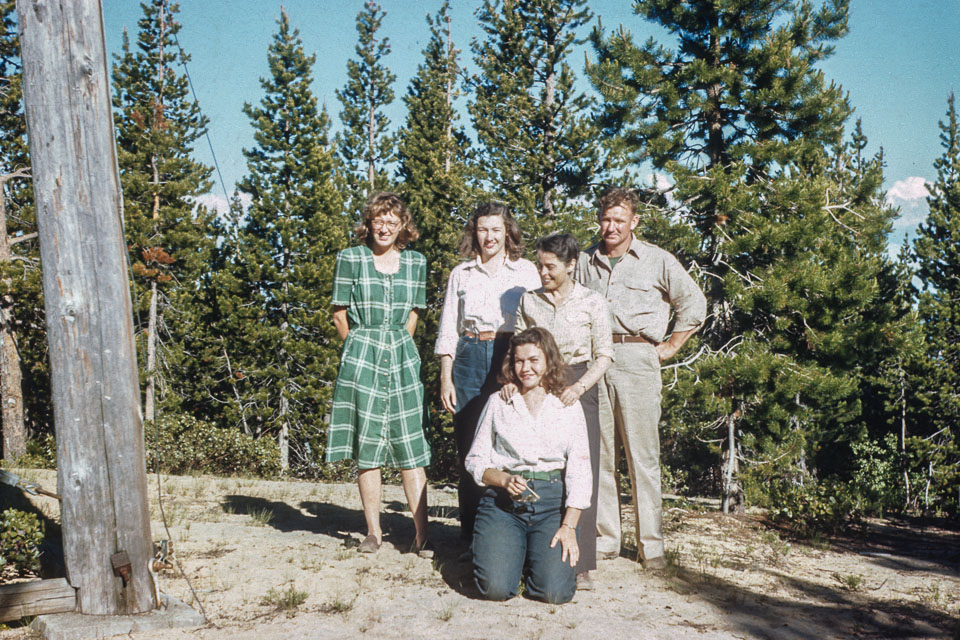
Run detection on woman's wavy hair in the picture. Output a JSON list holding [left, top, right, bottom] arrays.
[[457, 202, 524, 261], [499, 327, 568, 397], [353, 192, 420, 249]]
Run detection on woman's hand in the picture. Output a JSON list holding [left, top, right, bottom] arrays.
[[498, 382, 518, 401], [440, 376, 457, 414], [439, 356, 457, 414], [501, 473, 528, 498], [550, 525, 580, 567], [559, 382, 584, 407]]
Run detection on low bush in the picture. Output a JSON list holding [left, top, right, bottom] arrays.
[[0, 509, 43, 579], [146, 414, 282, 479]]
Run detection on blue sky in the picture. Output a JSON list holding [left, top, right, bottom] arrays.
[[100, 1, 959, 254]]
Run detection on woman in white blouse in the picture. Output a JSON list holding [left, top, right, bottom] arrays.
[[465, 327, 591, 604], [435, 203, 540, 542]]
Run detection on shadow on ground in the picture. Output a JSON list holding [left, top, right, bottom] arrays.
[[220, 494, 477, 597]]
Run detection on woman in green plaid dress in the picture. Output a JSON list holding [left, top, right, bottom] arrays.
[[330, 192, 432, 556]]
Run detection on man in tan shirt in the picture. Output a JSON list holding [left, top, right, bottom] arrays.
[[575, 187, 706, 568]]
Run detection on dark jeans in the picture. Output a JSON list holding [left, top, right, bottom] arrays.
[[568, 362, 600, 573], [452, 334, 510, 541], [472, 479, 576, 604]]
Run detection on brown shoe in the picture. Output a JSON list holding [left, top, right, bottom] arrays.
[[576, 572, 595, 591], [358, 534, 381, 554], [599, 550, 619, 560], [643, 555, 667, 571]]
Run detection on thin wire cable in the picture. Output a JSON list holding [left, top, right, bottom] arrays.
[[173, 30, 235, 215]]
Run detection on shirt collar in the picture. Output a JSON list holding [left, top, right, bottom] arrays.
[[469, 254, 522, 273], [591, 235, 643, 265]]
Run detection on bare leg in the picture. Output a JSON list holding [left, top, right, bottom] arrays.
[[358, 468, 383, 542], [401, 467, 429, 545]]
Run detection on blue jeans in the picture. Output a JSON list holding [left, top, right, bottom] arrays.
[[453, 335, 510, 540], [472, 478, 577, 604]]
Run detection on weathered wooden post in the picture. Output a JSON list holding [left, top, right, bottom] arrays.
[[16, 0, 155, 615]]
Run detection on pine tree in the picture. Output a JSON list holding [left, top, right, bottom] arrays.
[[395, 0, 476, 478], [337, 0, 396, 204], [235, 8, 347, 472], [111, 0, 215, 424], [0, 2, 46, 458], [470, 0, 599, 235], [589, 0, 901, 512], [910, 93, 960, 512]]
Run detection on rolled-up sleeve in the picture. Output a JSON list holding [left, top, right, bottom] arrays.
[[662, 254, 706, 333], [434, 267, 461, 356], [464, 398, 495, 487], [562, 403, 592, 510], [589, 294, 614, 362]]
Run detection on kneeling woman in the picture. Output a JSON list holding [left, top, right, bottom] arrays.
[[464, 328, 591, 604]]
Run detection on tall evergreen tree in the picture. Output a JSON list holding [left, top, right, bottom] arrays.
[[235, 8, 347, 472], [337, 0, 396, 203], [589, 0, 900, 511], [910, 93, 960, 512], [396, 0, 476, 477], [0, 1, 47, 457], [111, 0, 215, 424], [470, 0, 599, 233]]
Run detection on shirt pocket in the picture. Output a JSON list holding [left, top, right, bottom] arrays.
[[622, 278, 662, 314]]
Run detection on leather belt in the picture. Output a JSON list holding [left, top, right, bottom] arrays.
[[612, 333, 656, 345], [469, 331, 513, 341]]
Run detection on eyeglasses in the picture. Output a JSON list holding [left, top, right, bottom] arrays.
[[512, 486, 540, 503], [371, 219, 402, 231]]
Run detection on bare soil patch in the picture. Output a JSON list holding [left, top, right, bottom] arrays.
[[2, 468, 958, 639]]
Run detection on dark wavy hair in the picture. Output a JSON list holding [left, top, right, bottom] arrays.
[[597, 186, 640, 217], [499, 327, 568, 396], [535, 232, 579, 264], [457, 202, 524, 261], [353, 192, 420, 249]]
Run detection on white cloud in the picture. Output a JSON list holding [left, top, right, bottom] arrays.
[[192, 191, 252, 217], [886, 176, 930, 204]]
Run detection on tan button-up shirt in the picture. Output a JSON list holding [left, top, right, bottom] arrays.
[[575, 236, 706, 342], [514, 283, 614, 366], [434, 256, 541, 356]]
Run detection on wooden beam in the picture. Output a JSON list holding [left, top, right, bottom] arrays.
[[16, 0, 155, 615], [0, 579, 76, 623]]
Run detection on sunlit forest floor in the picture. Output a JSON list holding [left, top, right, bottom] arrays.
[[3, 468, 958, 639]]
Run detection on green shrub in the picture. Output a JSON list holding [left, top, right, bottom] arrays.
[[146, 414, 282, 478], [0, 509, 43, 578], [765, 477, 863, 536], [17, 433, 57, 469]]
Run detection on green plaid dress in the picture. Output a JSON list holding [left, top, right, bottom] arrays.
[[327, 245, 431, 469]]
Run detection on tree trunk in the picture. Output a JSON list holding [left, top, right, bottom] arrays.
[[17, 0, 155, 614], [897, 362, 911, 510], [542, 43, 556, 219], [0, 170, 30, 461], [144, 280, 157, 424], [721, 411, 743, 514], [367, 95, 376, 191], [443, 10, 453, 175]]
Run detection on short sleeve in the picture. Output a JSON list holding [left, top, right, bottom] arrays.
[[514, 292, 530, 332], [413, 253, 427, 308], [331, 250, 355, 306]]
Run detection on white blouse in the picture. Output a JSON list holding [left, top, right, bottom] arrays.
[[465, 393, 592, 511], [434, 256, 541, 356]]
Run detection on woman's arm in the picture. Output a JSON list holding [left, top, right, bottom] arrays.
[[332, 306, 349, 341], [406, 309, 419, 338], [559, 355, 612, 407], [480, 468, 528, 498], [439, 354, 457, 414], [550, 507, 582, 567]]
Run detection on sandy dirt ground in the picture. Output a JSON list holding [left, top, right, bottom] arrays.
[[2, 468, 958, 639]]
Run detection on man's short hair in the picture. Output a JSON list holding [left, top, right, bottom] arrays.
[[598, 186, 639, 217]]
